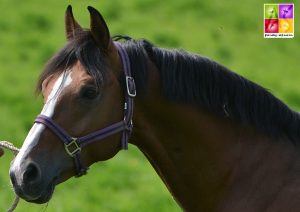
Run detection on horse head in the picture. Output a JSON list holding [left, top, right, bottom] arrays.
[[9, 6, 128, 203]]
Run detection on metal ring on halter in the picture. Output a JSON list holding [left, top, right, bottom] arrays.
[[64, 138, 81, 157]]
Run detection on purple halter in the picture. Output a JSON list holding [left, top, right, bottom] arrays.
[[34, 42, 136, 177]]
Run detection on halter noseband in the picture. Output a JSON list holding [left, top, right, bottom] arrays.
[[34, 42, 136, 177]]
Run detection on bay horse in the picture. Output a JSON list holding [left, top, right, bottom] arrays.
[[9, 5, 300, 211]]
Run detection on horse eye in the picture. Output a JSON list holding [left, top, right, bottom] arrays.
[[81, 87, 98, 99]]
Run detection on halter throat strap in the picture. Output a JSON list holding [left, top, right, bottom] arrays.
[[34, 42, 135, 177]]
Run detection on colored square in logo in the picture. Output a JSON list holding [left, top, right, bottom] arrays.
[[265, 19, 279, 33], [265, 4, 278, 19], [279, 4, 293, 18], [279, 19, 293, 33]]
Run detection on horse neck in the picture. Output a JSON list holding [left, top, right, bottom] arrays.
[[129, 64, 300, 211]]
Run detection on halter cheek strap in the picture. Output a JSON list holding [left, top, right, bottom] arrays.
[[34, 42, 136, 177]]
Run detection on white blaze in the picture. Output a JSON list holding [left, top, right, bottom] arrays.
[[11, 71, 73, 177]]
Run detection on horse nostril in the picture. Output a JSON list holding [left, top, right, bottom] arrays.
[[23, 163, 41, 185]]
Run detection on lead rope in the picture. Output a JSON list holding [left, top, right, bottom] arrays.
[[0, 141, 20, 212]]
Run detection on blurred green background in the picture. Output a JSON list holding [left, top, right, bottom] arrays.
[[0, 0, 299, 211]]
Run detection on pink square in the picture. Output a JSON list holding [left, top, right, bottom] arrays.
[[265, 19, 279, 33]]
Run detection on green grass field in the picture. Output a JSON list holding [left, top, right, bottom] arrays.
[[0, 0, 299, 211]]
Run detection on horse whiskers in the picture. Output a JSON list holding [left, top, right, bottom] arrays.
[[0, 141, 20, 212], [0, 183, 14, 190], [40, 202, 50, 212]]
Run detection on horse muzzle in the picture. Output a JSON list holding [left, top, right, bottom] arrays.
[[9, 161, 56, 204]]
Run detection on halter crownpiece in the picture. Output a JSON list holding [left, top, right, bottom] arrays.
[[34, 42, 136, 177]]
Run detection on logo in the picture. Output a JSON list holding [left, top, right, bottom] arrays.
[[264, 3, 294, 38]]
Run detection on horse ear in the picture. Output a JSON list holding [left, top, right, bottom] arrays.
[[65, 5, 82, 40], [87, 6, 111, 52]]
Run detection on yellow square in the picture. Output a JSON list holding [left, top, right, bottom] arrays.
[[279, 19, 293, 33]]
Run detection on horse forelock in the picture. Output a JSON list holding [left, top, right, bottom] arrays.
[[36, 30, 107, 95]]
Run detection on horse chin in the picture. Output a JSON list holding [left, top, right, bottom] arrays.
[[26, 183, 55, 204], [25, 179, 56, 204], [26, 170, 74, 204]]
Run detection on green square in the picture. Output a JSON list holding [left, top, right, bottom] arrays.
[[265, 4, 278, 19]]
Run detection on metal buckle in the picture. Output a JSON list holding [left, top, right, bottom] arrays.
[[126, 76, 136, 97], [126, 120, 133, 131], [64, 138, 81, 157]]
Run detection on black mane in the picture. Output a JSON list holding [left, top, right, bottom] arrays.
[[124, 39, 300, 141], [37, 31, 300, 141]]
